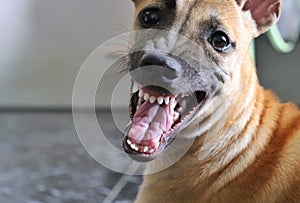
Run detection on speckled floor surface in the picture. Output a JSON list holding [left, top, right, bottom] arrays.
[[0, 111, 141, 203]]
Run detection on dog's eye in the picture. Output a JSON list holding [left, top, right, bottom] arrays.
[[209, 31, 231, 52], [139, 7, 161, 28]]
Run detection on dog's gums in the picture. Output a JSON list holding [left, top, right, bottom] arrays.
[[123, 83, 207, 161]]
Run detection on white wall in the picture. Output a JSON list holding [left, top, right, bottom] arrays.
[[0, 0, 134, 108]]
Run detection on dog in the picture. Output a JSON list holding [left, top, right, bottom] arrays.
[[122, 0, 300, 202]]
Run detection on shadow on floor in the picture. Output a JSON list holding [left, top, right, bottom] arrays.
[[0, 111, 141, 203]]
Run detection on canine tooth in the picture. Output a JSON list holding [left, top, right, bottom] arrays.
[[164, 97, 170, 105], [138, 90, 144, 98], [144, 93, 149, 101], [132, 84, 138, 93], [171, 97, 177, 109], [157, 97, 164, 105], [143, 146, 149, 153], [150, 96, 156, 103], [154, 142, 159, 149], [127, 139, 132, 145]]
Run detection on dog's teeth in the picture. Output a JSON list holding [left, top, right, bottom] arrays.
[[157, 97, 164, 105], [171, 97, 177, 109], [144, 93, 149, 101], [149, 149, 155, 154], [127, 139, 132, 145], [181, 93, 189, 97], [154, 142, 159, 149], [173, 112, 180, 121], [132, 84, 138, 93], [164, 97, 170, 105], [150, 96, 156, 104], [138, 90, 144, 98], [130, 143, 137, 150], [143, 146, 149, 153]]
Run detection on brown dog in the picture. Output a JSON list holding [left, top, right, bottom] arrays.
[[123, 0, 300, 202]]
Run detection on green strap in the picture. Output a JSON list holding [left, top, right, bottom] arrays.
[[267, 24, 299, 54], [250, 24, 299, 64], [250, 41, 256, 63]]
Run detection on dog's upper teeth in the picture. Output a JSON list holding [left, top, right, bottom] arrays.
[[164, 97, 170, 105], [150, 96, 156, 104], [138, 90, 144, 98], [132, 83, 138, 93], [157, 97, 164, 105], [171, 97, 177, 109], [144, 93, 150, 101], [137, 90, 172, 106]]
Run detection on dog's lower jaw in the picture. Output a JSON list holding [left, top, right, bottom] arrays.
[[134, 55, 285, 203]]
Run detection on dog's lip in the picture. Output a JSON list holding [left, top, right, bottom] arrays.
[[123, 83, 208, 162]]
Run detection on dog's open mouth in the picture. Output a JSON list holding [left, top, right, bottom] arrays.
[[123, 83, 207, 161]]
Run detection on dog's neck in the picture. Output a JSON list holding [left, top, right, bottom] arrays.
[[143, 53, 281, 200], [193, 52, 262, 165]]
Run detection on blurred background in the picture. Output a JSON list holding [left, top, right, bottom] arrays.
[[0, 0, 299, 202]]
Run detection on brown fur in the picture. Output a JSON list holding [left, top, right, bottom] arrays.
[[129, 0, 300, 202]]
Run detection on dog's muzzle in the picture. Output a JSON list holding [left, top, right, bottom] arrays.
[[123, 52, 207, 162]]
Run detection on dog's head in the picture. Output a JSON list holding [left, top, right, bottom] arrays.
[[123, 0, 281, 161]]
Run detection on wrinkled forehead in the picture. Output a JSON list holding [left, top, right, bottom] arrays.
[[134, 0, 241, 26], [134, 0, 238, 12], [134, 0, 244, 39]]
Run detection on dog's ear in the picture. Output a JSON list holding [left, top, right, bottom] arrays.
[[236, 0, 281, 37]]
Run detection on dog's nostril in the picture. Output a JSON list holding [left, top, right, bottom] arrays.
[[139, 54, 181, 80]]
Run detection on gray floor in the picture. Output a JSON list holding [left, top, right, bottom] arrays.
[[0, 111, 141, 203]]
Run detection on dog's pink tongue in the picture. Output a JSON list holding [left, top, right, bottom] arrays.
[[128, 99, 175, 147]]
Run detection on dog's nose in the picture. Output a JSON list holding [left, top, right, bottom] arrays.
[[139, 54, 181, 80], [131, 53, 182, 88]]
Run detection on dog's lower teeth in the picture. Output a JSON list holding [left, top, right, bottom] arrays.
[[127, 139, 132, 145], [130, 143, 137, 150], [143, 146, 149, 153], [149, 149, 155, 154]]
